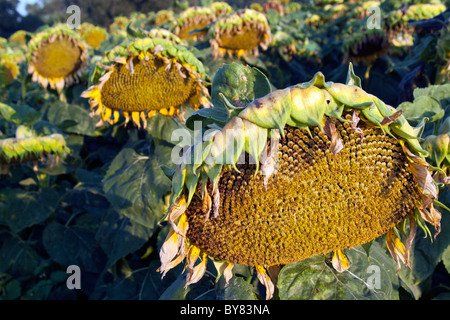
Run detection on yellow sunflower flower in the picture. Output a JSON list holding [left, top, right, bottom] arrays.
[[27, 26, 89, 92], [81, 37, 211, 128], [173, 6, 216, 41], [158, 64, 442, 299], [209, 9, 272, 59], [0, 55, 20, 85], [79, 23, 108, 49]]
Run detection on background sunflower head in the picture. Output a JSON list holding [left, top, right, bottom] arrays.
[[0, 54, 20, 86], [79, 23, 109, 49], [209, 9, 272, 59], [82, 37, 210, 128], [173, 6, 216, 42], [27, 25, 89, 92], [0, 133, 69, 174]]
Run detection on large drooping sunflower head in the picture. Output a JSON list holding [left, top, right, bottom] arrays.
[[173, 6, 216, 41], [81, 37, 211, 128], [158, 63, 442, 299], [79, 23, 109, 49], [209, 9, 272, 59], [27, 25, 89, 92], [343, 27, 389, 65], [0, 132, 69, 174]]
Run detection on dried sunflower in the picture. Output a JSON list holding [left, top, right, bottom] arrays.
[[81, 38, 210, 128], [173, 6, 216, 41], [27, 26, 89, 92], [0, 133, 69, 174], [158, 64, 442, 299], [209, 9, 272, 59]]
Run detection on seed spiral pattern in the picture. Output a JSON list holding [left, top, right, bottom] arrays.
[[185, 115, 423, 266], [100, 56, 197, 112], [34, 36, 83, 78]]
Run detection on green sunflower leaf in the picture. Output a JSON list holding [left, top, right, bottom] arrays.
[[398, 96, 444, 123], [102, 148, 169, 228], [277, 242, 399, 300], [1, 187, 59, 233], [46, 101, 99, 136], [42, 215, 105, 273], [0, 102, 40, 126], [186, 62, 272, 130]]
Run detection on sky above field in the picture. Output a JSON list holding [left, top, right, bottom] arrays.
[[17, 0, 41, 16]]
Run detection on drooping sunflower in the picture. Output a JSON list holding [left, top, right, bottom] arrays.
[[210, 2, 233, 17], [0, 133, 69, 174], [79, 23, 108, 49], [173, 6, 216, 41], [209, 9, 272, 59], [0, 53, 20, 85], [343, 27, 389, 66], [27, 26, 89, 92], [8, 30, 28, 48], [158, 64, 442, 299], [81, 38, 211, 128]]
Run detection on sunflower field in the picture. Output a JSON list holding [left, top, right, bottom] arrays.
[[0, 0, 450, 302]]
